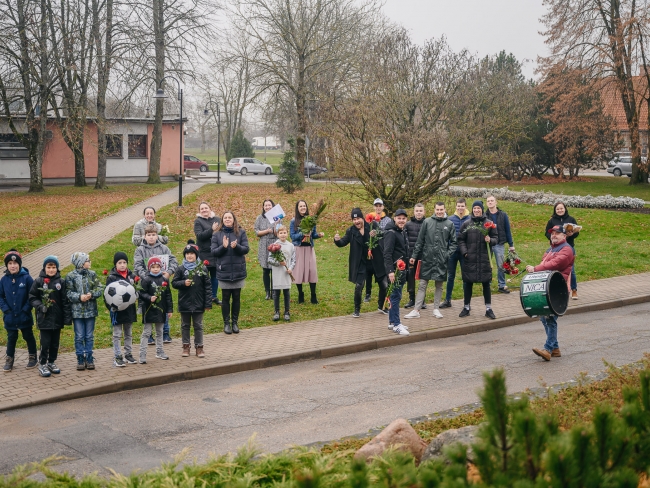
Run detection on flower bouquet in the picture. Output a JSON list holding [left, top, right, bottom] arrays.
[[187, 260, 209, 285], [384, 258, 407, 309], [501, 249, 522, 276], [159, 224, 171, 237], [146, 280, 169, 315], [563, 223, 582, 234], [364, 213, 383, 259], [38, 278, 55, 309], [268, 243, 295, 281], [464, 220, 496, 267], [299, 199, 327, 243]]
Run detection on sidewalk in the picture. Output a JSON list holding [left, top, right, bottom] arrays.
[[0, 182, 205, 278], [2, 272, 649, 412]]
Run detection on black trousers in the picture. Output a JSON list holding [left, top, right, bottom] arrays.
[[221, 288, 241, 322], [262, 267, 272, 293], [273, 289, 291, 312], [407, 263, 417, 300], [5, 327, 37, 358], [39, 328, 61, 364], [463, 281, 491, 306], [365, 265, 375, 296], [354, 268, 367, 310]]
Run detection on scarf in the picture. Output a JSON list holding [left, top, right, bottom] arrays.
[[117, 269, 128, 279], [183, 259, 197, 271], [149, 270, 162, 277], [222, 226, 234, 234]]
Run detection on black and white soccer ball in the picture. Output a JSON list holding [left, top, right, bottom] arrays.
[[104, 280, 137, 311]]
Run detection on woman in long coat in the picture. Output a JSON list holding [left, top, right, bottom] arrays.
[[254, 199, 277, 300], [194, 201, 221, 304]]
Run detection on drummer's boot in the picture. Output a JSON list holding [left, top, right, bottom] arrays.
[[551, 348, 561, 357]]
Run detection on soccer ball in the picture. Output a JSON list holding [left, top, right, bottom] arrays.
[[104, 280, 137, 311]]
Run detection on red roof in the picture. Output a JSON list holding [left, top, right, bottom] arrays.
[[600, 77, 648, 131]]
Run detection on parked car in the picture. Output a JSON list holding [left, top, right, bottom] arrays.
[[227, 157, 273, 176], [606, 153, 648, 177], [304, 161, 327, 175], [184, 154, 209, 172]]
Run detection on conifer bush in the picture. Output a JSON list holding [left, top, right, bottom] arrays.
[[276, 139, 304, 194]]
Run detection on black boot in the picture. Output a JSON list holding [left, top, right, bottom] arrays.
[[231, 318, 240, 334], [297, 284, 305, 304], [310, 283, 318, 304], [265, 290, 272, 300], [223, 318, 232, 335]]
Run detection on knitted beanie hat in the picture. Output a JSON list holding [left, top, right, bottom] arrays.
[[472, 200, 484, 212], [71, 252, 90, 269], [113, 251, 129, 266], [147, 256, 163, 270], [183, 239, 200, 257], [4, 249, 22, 267], [43, 255, 60, 270]]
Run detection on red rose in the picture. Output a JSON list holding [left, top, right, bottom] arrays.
[[483, 222, 491, 229], [365, 214, 373, 224], [134, 276, 140, 282], [396, 259, 406, 271], [203, 260, 209, 266], [503, 262, 510, 269], [162, 281, 168, 287], [512, 269, 519, 275], [43, 278, 50, 284], [103, 269, 108, 275], [375, 214, 381, 222], [367, 249, 373, 259], [514, 258, 521, 265]]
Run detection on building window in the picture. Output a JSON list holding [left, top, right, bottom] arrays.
[[128, 135, 147, 158], [0, 133, 28, 159], [106, 134, 123, 158]]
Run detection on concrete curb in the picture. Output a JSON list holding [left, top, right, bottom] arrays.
[[3, 292, 649, 413]]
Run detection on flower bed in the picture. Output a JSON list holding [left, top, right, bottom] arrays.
[[446, 186, 646, 209]]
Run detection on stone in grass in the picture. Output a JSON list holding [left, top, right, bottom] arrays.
[[354, 418, 428, 464], [420, 425, 479, 464]]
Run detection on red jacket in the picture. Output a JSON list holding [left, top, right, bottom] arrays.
[[533, 241, 575, 288]]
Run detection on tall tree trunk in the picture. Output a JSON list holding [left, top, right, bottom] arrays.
[[93, 0, 113, 189], [295, 55, 306, 173], [148, 0, 164, 184]]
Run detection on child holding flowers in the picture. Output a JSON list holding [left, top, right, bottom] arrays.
[[29, 256, 71, 377], [66, 252, 104, 370], [268, 225, 295, 321], [139, 257, 173, 363], [172, 240, 211, 358], [105, 252, 139, 367]]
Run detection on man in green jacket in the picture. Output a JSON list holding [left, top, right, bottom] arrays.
[[404, 202, 457, 319]]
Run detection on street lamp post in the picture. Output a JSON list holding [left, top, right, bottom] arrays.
[[204, 100, 221, 184], [153, 76, 184, 207]]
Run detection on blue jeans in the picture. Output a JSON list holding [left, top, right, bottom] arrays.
[[73, 317, 96, 356], [540, 315, 558, 352], [208, 266, 219, 299], [492, 244, 506, 289], [570, 264, 577, 291], [445, 249, 464, 302], [388, 281, 404, 326]]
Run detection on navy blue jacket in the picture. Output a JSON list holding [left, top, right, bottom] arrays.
[[487, 208, 514, 247], [448, 212, 471, 237], [0, 268, 34, 330]]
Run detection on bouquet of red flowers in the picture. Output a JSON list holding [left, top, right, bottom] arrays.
[[501, 249, 522, 276], [38, 277, 55, 309], [364, 213, 383, 259], [384, 259, 407, 308], [146, 280, 169, 315], [268, 243, 295, 281], [464, 219, 497, 267], [187, 260, 209, 285]]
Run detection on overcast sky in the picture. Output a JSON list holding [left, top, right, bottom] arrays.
[[381, 0, 549, 79]]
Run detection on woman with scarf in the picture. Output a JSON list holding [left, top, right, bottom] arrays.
[[545, 201, 580, 299], [211, 211, 249, 335]]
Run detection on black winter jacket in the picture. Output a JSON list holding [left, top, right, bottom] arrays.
[[194, 213, 220, 267], [172, 264, 212, 312], [382, 221, 409, 275], [139, 274, 173, 324], [29, 271, 72, 330], [366, 222, 387, 278], [334, 223, 370, 283], [104, 268, 138, 325], [545, 212, 579, 248], [405, 217, 425, 258], [458, 215, 498, 283], [211, 227, 250, 282]]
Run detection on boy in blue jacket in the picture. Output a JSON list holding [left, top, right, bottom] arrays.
[[0, 250, 37, 372]]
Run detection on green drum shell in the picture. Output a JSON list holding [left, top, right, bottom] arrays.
[[519, 270, 569, 318]]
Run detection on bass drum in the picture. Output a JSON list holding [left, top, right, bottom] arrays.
[[519, 270, 569, 318]]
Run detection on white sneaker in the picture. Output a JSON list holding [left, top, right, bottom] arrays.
[[388, 323, 394, 329], [393, 324, 410, 335], [404, 310, 420, 319], [432, 309, 443, 319]]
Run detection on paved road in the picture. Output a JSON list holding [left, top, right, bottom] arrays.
[[1, 302, 649, 477]]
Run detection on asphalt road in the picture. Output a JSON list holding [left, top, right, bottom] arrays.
[[1, 302, 649, 477]]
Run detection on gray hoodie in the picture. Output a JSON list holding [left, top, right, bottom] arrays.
[[133, 241, 178, 279]]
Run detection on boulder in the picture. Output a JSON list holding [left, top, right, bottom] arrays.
[[354, 418, 428, 463], [420, 425, 480, 464]]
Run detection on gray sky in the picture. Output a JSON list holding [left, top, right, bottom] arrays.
[[381, 0, 549, 79]]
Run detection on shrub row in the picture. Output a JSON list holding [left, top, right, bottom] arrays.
[[446, 186, 647, 209]]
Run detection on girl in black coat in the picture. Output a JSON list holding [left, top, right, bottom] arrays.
[[457, 201, 498, 319], [211, 211, 250, 335], [545, 201, 579, 298], [104, 252, 139, 367], [172, 241, 212, 358], [138, 257, 173, 363], [194, 201, 221, 304], [28, 256, 71, 376]]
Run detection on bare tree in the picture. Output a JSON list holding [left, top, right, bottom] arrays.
[[0, 0, 51, 192], [541, 0, 648, 184], [231, 0, 379, 172]]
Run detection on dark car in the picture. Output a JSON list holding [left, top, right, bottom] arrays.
[[304, 161, 327, 175], [184, 154, 209, 172]]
